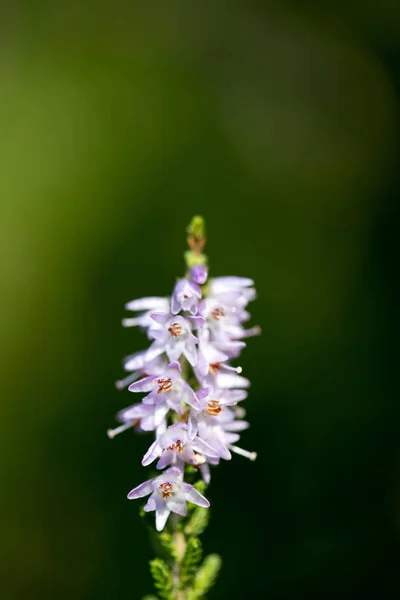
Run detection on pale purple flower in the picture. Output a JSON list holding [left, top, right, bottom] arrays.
[[191, 265, 208, 285], [127, 466, 210, 531], [107, 401, 167, 439], [188, 386, 248, 438], [122, 296, 169, 329], [200, 366, 250, 391], [146, 313, 205, 366], [142, 422, 219, 469], [209, 276, 256, 305], [171, 278, 202, 315], [128, 361, 200, 413], [200, 296, 253, 340], [196, 327, 229, 378], [116, 353, 168, 390], [196, 407, 255, 462]]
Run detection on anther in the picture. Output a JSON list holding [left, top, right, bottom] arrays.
[[168, 322, 182, 337], [205, 400, 222, 416], [157, 378, 173, 393], [159, 482, 173, 499], [166, 440, 184, 453], [211, 307, 225, 320]]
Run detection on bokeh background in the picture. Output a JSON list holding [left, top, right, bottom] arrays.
[[0, 1, 399, 598]]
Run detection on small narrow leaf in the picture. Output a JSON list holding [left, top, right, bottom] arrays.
[[187, 554, 222, 599], [149, 558, 173, 600], [158, 531, 176, 560], [181, 537, 203, 587], [184, 506, 210, 537]]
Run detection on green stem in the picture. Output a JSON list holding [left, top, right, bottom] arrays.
[[171, 515, 186, 599]]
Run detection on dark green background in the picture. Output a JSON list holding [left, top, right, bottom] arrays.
[[0, 1, 399, 598]]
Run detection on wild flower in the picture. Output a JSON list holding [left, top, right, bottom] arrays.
[[108, 216, 259, 599]]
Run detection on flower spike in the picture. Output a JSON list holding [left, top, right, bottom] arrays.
[[108, 216, 258, 598]]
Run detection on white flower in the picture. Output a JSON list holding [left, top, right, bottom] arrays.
[[127, 467, 210, 531]]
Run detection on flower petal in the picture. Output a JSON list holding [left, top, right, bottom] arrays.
[[183, 343, 197, 367], [128, 376, 154, 393], [143, 494, 157, 512], [127, 479, 153, 499], [142, 440, 160, 466], [156, 451, 174, 470], [155, 505, 171, 531], [150, 312, 170, 325], [168, 497, 187, 517], [193, 437, 220, 458], [184, 486, 210, 508]]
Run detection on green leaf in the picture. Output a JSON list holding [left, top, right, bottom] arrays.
[[142, 596, 159, 600], [158, 530, 176, 560], [184, 506, 210, 537], [149, 558, 173, 600], [180, 537, 203, 587], [187, 554, 222, 600]]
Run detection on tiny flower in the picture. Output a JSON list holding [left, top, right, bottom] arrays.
[[171, 278, 202, 315], [196, 407, 255, 462], [201, 296, 252, 340], [122, 296, 169, 329], [147, 313, 205, 366], [188, 386, 248, 438], [209, 276, 256, 303], [128, 361, 201, 412], [107, 401, 168, 439], [127, 466, 210, 531], [196, 327, 229, 378], [201, 365, 250, 390], [116, 353, 167, 390], [191, 264, 208, 285], [142, 422, 220, 469]]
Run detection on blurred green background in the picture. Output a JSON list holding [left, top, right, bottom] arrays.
[[0, 1, 399, 598]]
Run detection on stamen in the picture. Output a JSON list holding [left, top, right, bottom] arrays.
[[115, 371, 139, 390], [107, 422, 134, 439], [168, 322, 182, 337], [159, 482, 173, 499], [221, 364, 242, 374], [157, 378, 173, 393], [209, 362, 242, 375], [211, 307, 225, 320], [205, 400, 222, 416], [229, 445, 257, 461], [166, 440, 184, 453]]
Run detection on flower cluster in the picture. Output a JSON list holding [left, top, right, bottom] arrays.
[[108, 239, 259, 532]]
